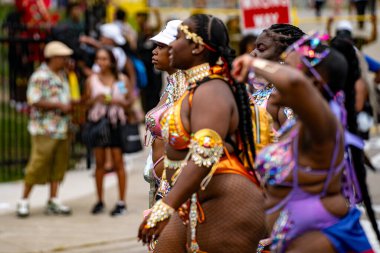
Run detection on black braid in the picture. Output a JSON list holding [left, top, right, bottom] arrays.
[[331, 37, 380, 243], [235, 82, 257, 169], [189, 14, 257, 170], [264, 24, 305, 57]]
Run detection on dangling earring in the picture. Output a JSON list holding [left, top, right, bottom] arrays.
[[279, 61, 285, 65], [216, 57, 223, 65], [192, 50, 196, 54]]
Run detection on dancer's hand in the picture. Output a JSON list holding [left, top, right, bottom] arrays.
[[232, 54, 254, 83], [138, 214, 169, 245]]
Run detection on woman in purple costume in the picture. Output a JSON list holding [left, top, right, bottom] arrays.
[[233, 34, 374, 253]]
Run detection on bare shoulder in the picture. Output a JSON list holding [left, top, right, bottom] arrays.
[[193, 79, 234, 102]]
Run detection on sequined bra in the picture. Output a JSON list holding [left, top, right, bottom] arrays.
[[255, 119, 298, 186], [145, 71, 186, 146], [160, 63, 230, 151], [160, 91, 191, 150], [145, 103, 170, 140]]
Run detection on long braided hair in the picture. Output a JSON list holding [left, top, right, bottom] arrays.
[[189, 14, 257, 170], [263, 24, 305, 60], [330, 37, 380, 243]]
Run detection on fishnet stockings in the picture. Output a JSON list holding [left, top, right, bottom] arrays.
[[154, 213, 187, 253], [155, 174, 266, 252]]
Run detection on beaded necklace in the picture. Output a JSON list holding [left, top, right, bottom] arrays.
[[251, 84, 275, 106], [185, 63, 211, 85], [161, 70, 187, 104]]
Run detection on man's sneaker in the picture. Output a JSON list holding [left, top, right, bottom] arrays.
[[17, 199, 29, 218], [110, 202, 127, 217], [91, 202, 105, 214], [45, 198, 72, 215]]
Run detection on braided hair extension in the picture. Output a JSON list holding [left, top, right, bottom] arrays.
[[264, 24, 305, 59], [189, 14, 257, 170], [330, 37, 380, 242]]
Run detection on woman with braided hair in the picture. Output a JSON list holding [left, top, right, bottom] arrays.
[[138, 14, 265, 252], [251, 24, 305, 131], [233, 34, 374, 253]]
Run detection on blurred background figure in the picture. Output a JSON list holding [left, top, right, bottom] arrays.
[[239, 33, 258, 55], [113, 8, 138, 52], [333, 0, 344, 15], [83, 47, 132, 217], [226, 15, 241, 53], [351, 0, 369, 29], [327, 16, 379, 139], [135, 9, 163, 114], [17, 41, 73, 218], [313, 0, 326, 17]]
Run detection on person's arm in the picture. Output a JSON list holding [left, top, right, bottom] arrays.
[[138, 80, 234, 243], [366, 14, 377, 44], [355, 77, 368, 112], [326, 16, 334, 39], [232, 55, 338, 144], [79, 35, 102, 49], [82, 76, 105, 108], [125, 58, 137, 90], [110, 75, 133, 110]]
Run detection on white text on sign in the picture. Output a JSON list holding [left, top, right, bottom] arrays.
[[253, 13, 280, 27], [241, 0, 289, 9]]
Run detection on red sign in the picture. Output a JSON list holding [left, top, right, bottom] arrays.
[[240, 0, 291, 30]]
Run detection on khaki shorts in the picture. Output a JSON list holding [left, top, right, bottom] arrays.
[[25, 135, 70, 185]]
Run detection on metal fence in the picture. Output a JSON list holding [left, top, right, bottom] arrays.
[[0, 22, 86, 182]]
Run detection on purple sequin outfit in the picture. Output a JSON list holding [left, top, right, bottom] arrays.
[[255, 119, 347, 253]]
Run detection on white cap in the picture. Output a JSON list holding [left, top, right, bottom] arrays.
[[44, 41, 73, 58], [100, 23, 126, 46], [150, 20, 182, 46], [336, 20, 353, 32]]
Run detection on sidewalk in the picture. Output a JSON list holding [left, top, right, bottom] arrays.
[[1, 137, 380, 252], [0, 150, 150, 253]]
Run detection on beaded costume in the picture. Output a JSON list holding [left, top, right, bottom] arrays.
[[144, 70, 186, 206], [158, 63, 259, 252], [254, 33, 373, 253]]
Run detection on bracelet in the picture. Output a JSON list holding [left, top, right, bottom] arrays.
[[145, 199, 175, 229], [252, 58, 280, 74]]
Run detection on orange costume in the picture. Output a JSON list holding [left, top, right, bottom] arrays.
[[158, 63, 259, 252]]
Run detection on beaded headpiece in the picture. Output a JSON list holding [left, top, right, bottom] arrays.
[[281, 32, 330, 65], [281, 32, 335, 98], [179, 24, 217, 52], [179, 24, 204, 45]]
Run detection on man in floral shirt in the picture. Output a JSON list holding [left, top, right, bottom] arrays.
[[17, 41, 73, 217]]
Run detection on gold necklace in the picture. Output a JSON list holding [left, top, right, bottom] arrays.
[[168, 70, 187, 102], [185, 63, 211, 84]]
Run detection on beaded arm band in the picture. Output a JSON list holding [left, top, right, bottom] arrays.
[[145, 199, 175, 229], [189, 129, 224, 190]]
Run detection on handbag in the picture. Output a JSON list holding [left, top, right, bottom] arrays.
[[82, 116, 111, 148], [119, 123, 143, 153]]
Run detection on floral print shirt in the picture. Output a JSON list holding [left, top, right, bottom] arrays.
[[27, 63, 70, 139]]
